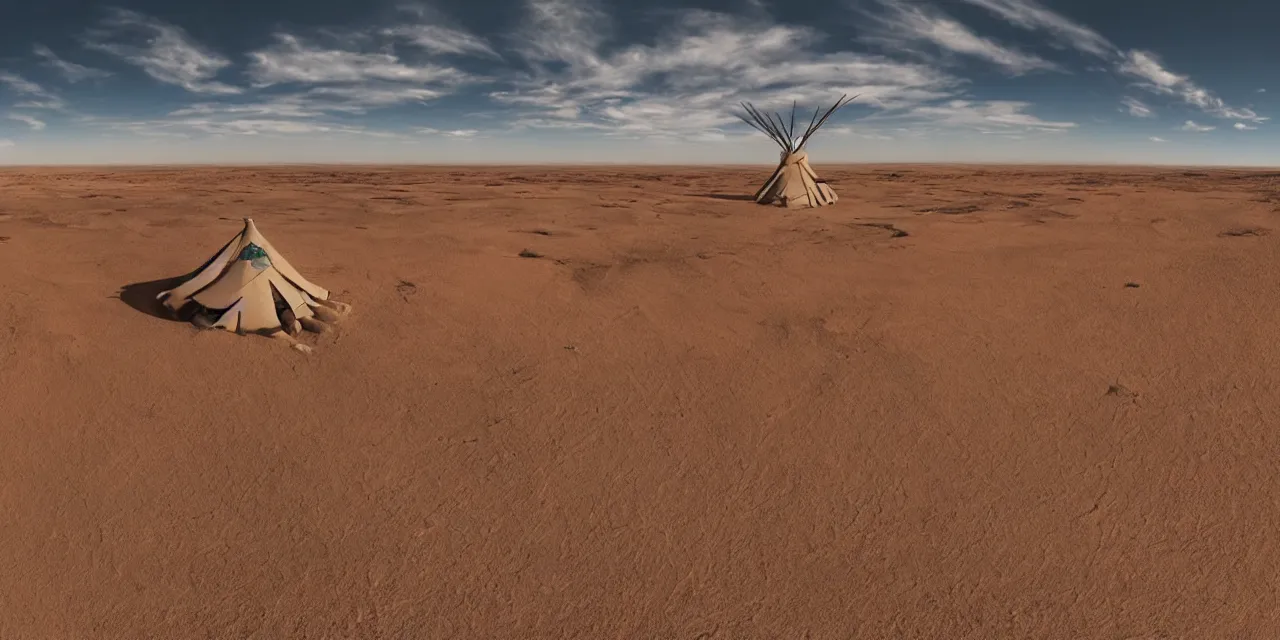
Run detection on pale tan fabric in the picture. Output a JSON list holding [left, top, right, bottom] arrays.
[[158, 218, 331, 334], [754, 151, 838, 209]]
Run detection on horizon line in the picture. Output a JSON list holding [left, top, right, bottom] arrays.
[[2, 161, 1280, 170]]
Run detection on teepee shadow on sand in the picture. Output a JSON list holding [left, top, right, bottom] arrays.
[[701, 193, 758, 202], [118, 277, 194, 322], [735, 94, 858, 209], [135, 217, 351, 342]]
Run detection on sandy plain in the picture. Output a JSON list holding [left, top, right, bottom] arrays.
[[2, 164, 1280, 638]]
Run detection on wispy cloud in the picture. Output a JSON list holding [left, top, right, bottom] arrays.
[[101, 94, 419, 137], [305, 84, 448, 108], [171, 85, 449, 122], [1234, 122, 1257, 131], [864, 0, 1058, 74], [12, 100, 68, 111], [169, 99, 322, 119], [0, 139, 14, 148], [383, 3, 500, 58], [957, 0, 1115, 58], [495, 0, 958, 137], [1149, 136, 1166, 142], [381, 24, 500, 58], [515, 0, 610, 68], [246, 34, 476, 86], [1181, 120, 1214, 132], [13, 0, 1209, 155], [237, 14, 492, 118], [0, 72, 67, 111], [99, 115, 393, 137], [418, 127, 481, 137], [1121, 96, 1152, 117], [33, 44, 111, 82], [92, 7, 497, 139], [7, 113, 46, 130], [82, 8, 240, 94], [827, 125, 895, 140], [1118, 50, 1264, 122], [958, 0, 1266, 125], [0, 72, 47, 97], [892, 99, 1076, 132]]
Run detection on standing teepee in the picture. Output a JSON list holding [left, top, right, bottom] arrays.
[[157, 218, 350, 336], [735, 94, 857, 208]]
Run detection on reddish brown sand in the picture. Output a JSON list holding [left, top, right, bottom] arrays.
[[2, 164, 1280, 638]]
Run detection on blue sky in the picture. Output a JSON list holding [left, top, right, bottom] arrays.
[[0, 0, 1274, 164]]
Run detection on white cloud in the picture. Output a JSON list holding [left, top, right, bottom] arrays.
[[12, 100, 67, 111], [384, 3, 500, 58], [381, 25, 499, 58], [99, 115, 392, 138], [865, 0, 1058, 74], [957, 0, 1115, 58], [169, 99, 322, 119], [82, 8, 240, 94], [33, 44, 111, 82], [7, 113, 46, 130], [1234, 122, 1257, 131], [895, 99, 1076, 131], [516, 0, 611, 68], [419, 127, 481, 137], [1259, 88, 1267, 93], [1119, 50, 1265, 122], [1149, 136, 1166, 142], [81, 9, 496, 142], [246, 34, 475, 86], [953, 0, 1267, 125], [304, 84, 445, 107], [169, 84, 448, 121], [496, 0, 958, 137], [191, 118, 365, 135], [1118, 50, 1185, 91], [0, 72, 50, 97], [1181, 120, 1214, 132], [0, 139, 13, 148], [828, 124, 895, 140], [237, 14, 492, 119], [1121, 96, 1152, 117], [0, 72, 67, 111]]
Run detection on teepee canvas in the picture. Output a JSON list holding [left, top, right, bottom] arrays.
[[157, 217, 348, 335], [735, 95, 857, 209]]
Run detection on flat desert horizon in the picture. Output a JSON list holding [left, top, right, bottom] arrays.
[[3, 164, 1280, 637]]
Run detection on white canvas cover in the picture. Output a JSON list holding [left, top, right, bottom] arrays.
[[157, 218, 331, 334]]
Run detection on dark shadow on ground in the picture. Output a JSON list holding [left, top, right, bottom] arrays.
[[116, 277, 188, 322], [700, 193, 758, 201]]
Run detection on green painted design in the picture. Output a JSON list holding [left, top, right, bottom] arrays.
[[238, 243, 269, 262]]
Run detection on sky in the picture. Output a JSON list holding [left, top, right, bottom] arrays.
[[0, 0, 1275, 165]]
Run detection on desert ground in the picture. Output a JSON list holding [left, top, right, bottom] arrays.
[[2, 164, 1280, 638]]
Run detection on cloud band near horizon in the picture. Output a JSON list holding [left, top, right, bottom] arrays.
[[0, 0, 1272, 164]]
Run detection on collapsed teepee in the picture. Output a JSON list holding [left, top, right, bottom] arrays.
[[157, 217, 349, 336], [735, 94, 858, 208]]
